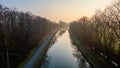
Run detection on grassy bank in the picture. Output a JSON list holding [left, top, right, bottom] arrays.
[[33, 32, 56, 68], [69, 30, 116, 68], [18, 35, 48, 68]]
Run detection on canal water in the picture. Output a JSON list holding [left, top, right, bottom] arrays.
[[40, 30, 91, 68]]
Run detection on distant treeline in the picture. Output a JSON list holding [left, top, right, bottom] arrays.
[[0, 4, 65, 68], [70, 0, 120, 67]]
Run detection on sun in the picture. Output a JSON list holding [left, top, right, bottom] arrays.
[[100, 7, 105, 11]]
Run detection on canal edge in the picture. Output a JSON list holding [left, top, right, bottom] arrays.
[[33, 30, 58, 68], [69, 30, 109, 68]]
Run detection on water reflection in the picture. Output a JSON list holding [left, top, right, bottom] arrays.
[[72, 44, 91, 68], [49, 29, 66, 48], [40, 29, 66, 68], [40, 30, 91, 68]]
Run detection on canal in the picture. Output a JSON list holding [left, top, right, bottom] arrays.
[[40, 30, 91, 68]]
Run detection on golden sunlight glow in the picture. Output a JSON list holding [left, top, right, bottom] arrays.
[[34, 0, 112, 22], [100, 7, 105, 11], [0, 0, 113, 22]]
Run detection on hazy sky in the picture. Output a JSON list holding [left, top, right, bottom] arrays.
[[0, 0, 112, 22]]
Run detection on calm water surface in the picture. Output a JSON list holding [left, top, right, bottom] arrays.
[[40, 30, 91, 68]]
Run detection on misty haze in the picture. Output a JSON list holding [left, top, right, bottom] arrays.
[[0, 0, 120, 68]]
